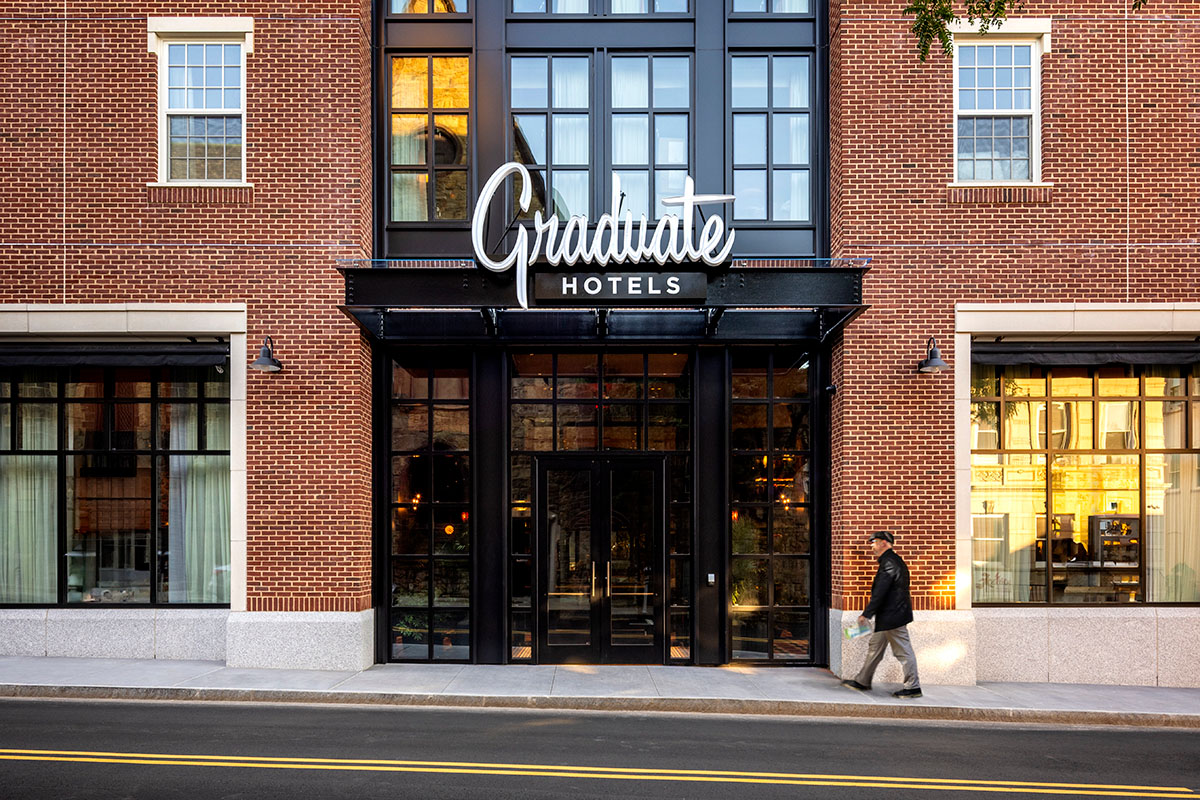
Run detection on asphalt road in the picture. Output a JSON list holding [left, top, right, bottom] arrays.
[[0, 699, 1196, 799]]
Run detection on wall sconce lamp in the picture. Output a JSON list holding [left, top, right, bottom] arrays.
[[250, 336, 283, 372], [917, 336, 948, 374]]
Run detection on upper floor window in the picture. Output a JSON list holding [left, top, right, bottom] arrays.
[[730, 54, 811, 221], [611, 55, 691, 219], [513, 0, 686, 12], [732, 0, 808, 12], [149, 18, 253, 185], [511, 56, 591, 220], [390, 56, 471, 222], [393, 0, 467, 11], [954, 42, 1040, 183]]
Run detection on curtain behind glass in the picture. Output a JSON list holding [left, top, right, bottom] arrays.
[[0, 406, 56, 603], [167, 405, 231, 603], [972, 454, 1042, 602], [1147, 454, 1200, 602]]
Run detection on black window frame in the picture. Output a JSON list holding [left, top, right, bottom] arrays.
[[0, 365, 232, 609]]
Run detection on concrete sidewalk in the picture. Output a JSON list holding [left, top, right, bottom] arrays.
[[1, 656, 1197, 727]]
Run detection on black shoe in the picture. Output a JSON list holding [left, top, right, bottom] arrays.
[[840, 679, 871, 692], [893, 687, 922, 699]]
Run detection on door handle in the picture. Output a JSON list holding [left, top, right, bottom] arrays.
[[607, 561, 611, 597], [591, 562, 596, 600]]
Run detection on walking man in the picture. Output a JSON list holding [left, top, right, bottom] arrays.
[[841, 531, 922, 698]]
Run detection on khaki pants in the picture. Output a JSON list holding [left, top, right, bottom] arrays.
[[854, 625, 920, 689]]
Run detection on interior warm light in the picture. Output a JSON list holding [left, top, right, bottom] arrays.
[[731, 509, 739, 522], [461, 511, 469, 522], [444, 524, 455, 535]]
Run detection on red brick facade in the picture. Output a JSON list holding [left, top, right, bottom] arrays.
[[0, 4, 374, 613], [829, 1, 1200, 610]]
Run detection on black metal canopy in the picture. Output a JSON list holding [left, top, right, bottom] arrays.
[[340, 262, 868, 344]]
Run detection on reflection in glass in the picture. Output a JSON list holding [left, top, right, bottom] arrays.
[[434, 170, 467, 219], [433, 611, 469, 660], [731, 610, 768, 658], [432, 57, 469, 108], [648, 404, 689, 450], [670, 610, 690, 660], [391, 609, 429, 659], [1097, 366, 1137, 397], [433, 559, 469, 605], [603, 404, 642, 450], [734, 169, 767, 219], [1145, 366, 1187, 397], [731, 506, 767, 553], [670, 505, 691, 554], [1099, 402, 1139, 449], [1049, 454, 1140, 603], [1003, 366, 1046, 397], [774, 452, 808, 504], [1051, 368, 1090, 397], [731, 404, 767, 450], [732, 57, 768, 107], [971, 364, 998, 397], [774, 611, 808, 658], [510, 504, 532, 551], [511, 58, 548, 107], [433, 507, 470, 553], [655, 115, 688, 165], [392, 506, 429, 554], [774, 504, 810, 553], [557, 354, 598, 398], [732, 558, 767, 605], [731, 454, 768, 502], [1049, 401, 1093, 450], [609, 469, 656, 647], [392, 57, 428, 107], [604, 354, 643, 399], [734, 114, 766, 165], [547, 469, 591, 646], [558, 404, 598, 450], [393, 364, 429, 399], [392, 560, 429, 605], [67, 455, 153, 603], [1003, 401, 1045, 449], [971, 453, 1046, 602], [433, 115, 468, 164], [732, 355, 768, 398], [511, 354, 553, 398], [513, 114, 547, 164], [1145, 453, 1200, 601], [648, 353, 690, 398], [652, 57, 689, 107], [773, 558, 808, 605]]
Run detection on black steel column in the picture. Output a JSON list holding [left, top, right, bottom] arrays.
[[694, 345, 726, 664], [372, 345, 393, 664], [473, 348, 507, 663]]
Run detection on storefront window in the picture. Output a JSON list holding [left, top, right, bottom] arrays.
[[390, 360, 472, 661], [730, 350, 812, 659], [971, 364, 1200, 605], [0, 366, 230, 605]]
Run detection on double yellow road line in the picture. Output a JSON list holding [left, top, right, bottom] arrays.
[[0, 748, 1195, 797]]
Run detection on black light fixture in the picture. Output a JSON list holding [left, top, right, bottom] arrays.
[[250, 336, 282, 372], [917, 336, 948, 374]]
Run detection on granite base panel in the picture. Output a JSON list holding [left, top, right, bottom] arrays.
[[828, 610, 978, 686], [225, 610, 374, 672], [1, 609, 232, 661]]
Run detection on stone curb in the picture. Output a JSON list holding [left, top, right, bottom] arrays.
[[2, 684, 1198, 728]]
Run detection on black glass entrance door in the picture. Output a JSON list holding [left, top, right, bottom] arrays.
[[536, 456, 665, 664]]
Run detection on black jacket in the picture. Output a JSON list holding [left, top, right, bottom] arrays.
[[862, 548, 914, 632]]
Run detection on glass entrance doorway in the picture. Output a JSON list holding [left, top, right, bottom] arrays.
[[537, 456, 665, 664]]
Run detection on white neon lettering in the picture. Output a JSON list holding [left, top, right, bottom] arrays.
[[471, 163, 735, 307]]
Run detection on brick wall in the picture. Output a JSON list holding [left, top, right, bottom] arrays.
[[0, 4, 374, 613], [829, 0, 1200, 609]]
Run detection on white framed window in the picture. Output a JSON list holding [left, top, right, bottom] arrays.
[[148, 18, 253, 186], [951, 21, 1050, 185]]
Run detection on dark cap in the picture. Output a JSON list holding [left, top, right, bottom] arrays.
[[868, 531, 895, 544]]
